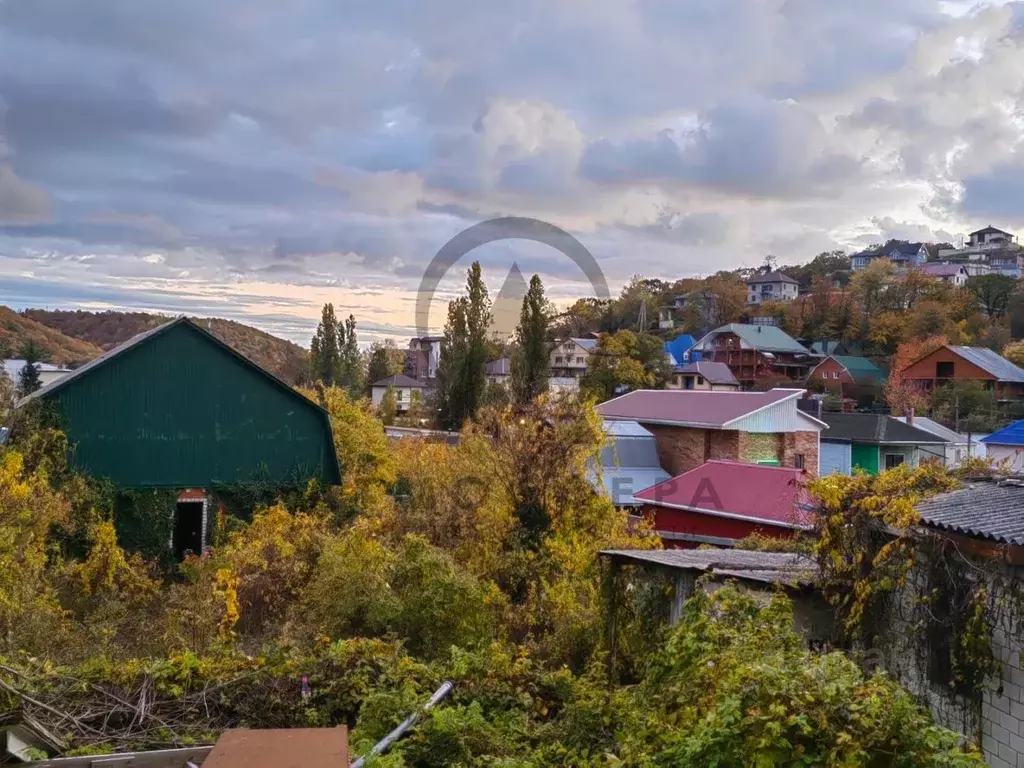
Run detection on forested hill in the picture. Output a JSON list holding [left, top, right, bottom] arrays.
[[0, 307, 104, 366], [19, 309, 310, 384]]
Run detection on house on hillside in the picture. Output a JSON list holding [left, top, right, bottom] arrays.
[[745, 271, 800, 305], [370, 374, 425, 413], [969, 225, 1016, 248], [485, 357, 511, 386], [818, 413, 947, 475], [633, 460, 814, 548], [2, 359, 72, 391], [689, 323, 816, 387], [550, 337, 596, 379], [664, 334, 697, 367], [590, 420, 671, 509], [808, 355, 884, 401], [667, 361, 739, 391], [808, 340, 860, 357], [899, 345, 1024, 401], [16, 317, 340, 560], [596, 387, 826, 476], [981, 420, 1024, 472], [850, 248, 883, 271], [851, 242, 928, 271], [887, 242, 928, 268], [404, 335, 444, 382], [891, 415, 986, 469], [916, 263, 970, 286]]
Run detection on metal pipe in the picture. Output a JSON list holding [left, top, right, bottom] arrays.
[[350, 681, 453, 768]]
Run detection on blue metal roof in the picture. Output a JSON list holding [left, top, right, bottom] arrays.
[[569, 337, 598, 351], [664, 334, 696, 366], [948, 346, 1024, 384], [982, 420, 1024, 446]]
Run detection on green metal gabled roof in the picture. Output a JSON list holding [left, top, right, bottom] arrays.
[[706, 323, 811, 354], [831, 355, 884, 382]]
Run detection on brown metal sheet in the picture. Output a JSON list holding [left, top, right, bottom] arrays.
[[202, 727, 349, 768]]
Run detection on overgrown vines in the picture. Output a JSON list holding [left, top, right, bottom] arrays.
[[811, 463, 1022, 708]]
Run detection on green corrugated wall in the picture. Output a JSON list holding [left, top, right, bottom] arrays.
[[851, 443, 879, 475], [45, 322, 340, 489]]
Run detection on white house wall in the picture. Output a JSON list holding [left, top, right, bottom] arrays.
[[987, 444, 1024, 473], [728, 399, 824, 434]]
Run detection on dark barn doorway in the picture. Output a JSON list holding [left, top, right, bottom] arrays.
[[173, 501, 204, 560]]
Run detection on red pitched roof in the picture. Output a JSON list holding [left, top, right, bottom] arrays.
[[595, 388, 801, 427], [633, 460, 814, 529]]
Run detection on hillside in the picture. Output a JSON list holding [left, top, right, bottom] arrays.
[[0, 308, 104, 366], [21, 309, 310, 384]]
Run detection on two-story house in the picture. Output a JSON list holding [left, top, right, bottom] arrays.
[[550, 337, 597, 379], [887, 242, 928, 268], [899, 345, 1024, 401], [969, 225, 1015, 248], [688, 323, 816, 388], [937, 226, 1021, 276], [851, 242, 928, 271], [404, 336, 444, 382], [596, 387, 827, 476], [916, 263, 969, 286], [745, 271, 799, 304], [850, 248, 883, 271]]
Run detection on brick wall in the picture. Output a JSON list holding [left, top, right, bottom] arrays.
[[645, 425, 818, 476], [782, 431, 819, 476], [644, 426, 741, 476]]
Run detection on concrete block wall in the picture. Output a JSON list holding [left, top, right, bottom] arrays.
[[879, 564, 1024, 767], [981, 625, 1024, 768]]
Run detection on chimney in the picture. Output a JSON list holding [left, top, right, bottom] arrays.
[[906, 407, 914, 426], [816, 398, 823, 420]]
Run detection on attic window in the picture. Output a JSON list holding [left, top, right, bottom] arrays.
[[936, 361, 954, 379]]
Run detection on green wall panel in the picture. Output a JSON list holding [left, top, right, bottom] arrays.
[[46, 322, 339, 489], [851, 443, 879, 475]]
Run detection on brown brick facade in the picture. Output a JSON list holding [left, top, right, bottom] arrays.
[[781, 431, 819, 476], [645, 426, 740, 476], [644, 425, 818, 477]]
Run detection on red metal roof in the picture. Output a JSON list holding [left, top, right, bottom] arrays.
[[596, 388, 799, 427], [633, 460, 814, 528]]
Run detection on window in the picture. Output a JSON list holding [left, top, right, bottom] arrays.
[[576, 356, 584, 364], [936, 361, 954, 379], [555, 356, 563, 363], [885, 453, 905, 469], [795, 454, 805, 470], [832, 371, 840, 379], [396, 390, 404, 401], [697, 376, 705, 385]]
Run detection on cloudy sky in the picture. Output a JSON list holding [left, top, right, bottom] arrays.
[[1, 0, 1024, 344]]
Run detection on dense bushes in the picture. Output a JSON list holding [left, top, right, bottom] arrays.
[[0, 389, 984, 764]]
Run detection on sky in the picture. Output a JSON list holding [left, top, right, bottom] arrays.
[[2, 0, 1024, 345]]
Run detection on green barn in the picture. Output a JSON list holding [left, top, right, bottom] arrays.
[[20, 317, 340, 557]]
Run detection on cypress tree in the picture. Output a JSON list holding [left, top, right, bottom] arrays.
[[511, 274, 551, 405], [437, 262, 491, 428], [310, 303, 341, 385]]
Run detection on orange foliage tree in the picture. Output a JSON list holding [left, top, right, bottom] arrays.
[[884, 335, 947, 415]]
